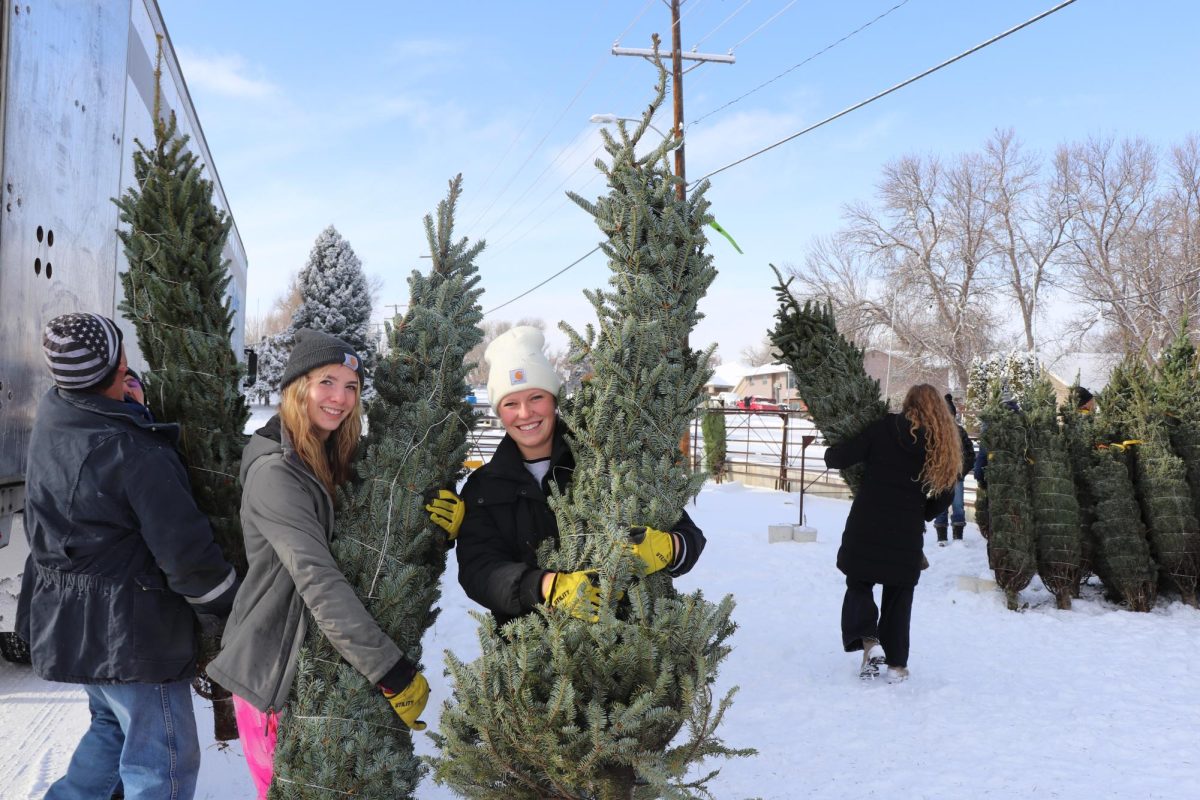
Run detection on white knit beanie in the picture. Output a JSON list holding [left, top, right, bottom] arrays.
[[485, 326, 561, 407]]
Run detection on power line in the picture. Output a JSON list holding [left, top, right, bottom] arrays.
[[487, 149, 604, 254], [483, 246, 602, 317], [614, 0, 656, 45], [689, 0, 912, 128], [693, 0, 1081, 185], [692, 0, 753, 48], [729, 0, 802, 51]]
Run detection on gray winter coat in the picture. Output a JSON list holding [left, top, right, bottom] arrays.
[[206, 416, 402, 712]]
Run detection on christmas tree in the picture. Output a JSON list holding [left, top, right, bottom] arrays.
[[1024, 379, 1082, 609], [700, 408, 727, 482], [979, 395, 1036, 610], [432, 56, 748, 799], [1059, 387, 1098, 594], [1154, 322, 1200, 526], [768, 273, 887, 495], [291, 225, 378, 372], [268, 176, 483, 797], [247, 330, 289, 405], [1085, 442, 1156, 611], [113, 43, 248, 739], [1101, 357, 1200, 606]]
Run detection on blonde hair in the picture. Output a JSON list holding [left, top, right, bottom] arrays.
[[279, 370, 362, 496], [901, 384, 961, 496]]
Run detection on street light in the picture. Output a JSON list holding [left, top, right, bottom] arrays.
[[589, 113, 672, 141]]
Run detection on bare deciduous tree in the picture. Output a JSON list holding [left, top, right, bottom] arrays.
[[1059, 136, 1173, 357], [985, 129, 1074, 351]]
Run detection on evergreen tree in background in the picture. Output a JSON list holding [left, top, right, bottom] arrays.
[[269, 177, 483, 798], [1085, 441, 1157, 611], [1024, 379, 1082, 609], [433, 58, 748, 799], [979, 396, 1036, 610], [247, 330, 290, 405], [701, 409, 727, 482], [1154, 322, 1200, 526], [769, 271, 887, 495], [292, 225, 377, 372], [113, 44, 247, 739]]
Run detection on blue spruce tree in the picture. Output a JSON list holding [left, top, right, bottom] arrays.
[[433, 53, 748, 800]]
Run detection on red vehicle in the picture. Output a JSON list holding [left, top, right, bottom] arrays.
[[738, 396, 783, 411]]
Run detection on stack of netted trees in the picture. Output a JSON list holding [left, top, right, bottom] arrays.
[[767, 268, 887, 495], [984, 326, 1200, 611]]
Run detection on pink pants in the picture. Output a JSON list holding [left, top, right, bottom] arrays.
[[233, 695, 279, 800]]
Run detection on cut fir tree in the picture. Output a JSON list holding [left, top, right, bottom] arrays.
[[113, 42, 247, 740], [1024, 378, 1082, 609], [768, 271, 887, 495], [979, 396, 1037, 610], [268, 176, 484, 798], [432, 53, 749, 800]]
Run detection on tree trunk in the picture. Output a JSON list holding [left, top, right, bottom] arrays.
[[211, 684, 238, 741]]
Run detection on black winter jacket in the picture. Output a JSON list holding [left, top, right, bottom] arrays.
[[824, 413, 954, 588], [456, 421, 706, 625], [15, 388, 236, 684]]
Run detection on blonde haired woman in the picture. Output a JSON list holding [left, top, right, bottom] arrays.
[[208, 329, 428, 799], [823, 383, 961, 683]]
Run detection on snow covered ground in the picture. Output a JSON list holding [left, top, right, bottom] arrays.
[[4, 418, 1199, 797]]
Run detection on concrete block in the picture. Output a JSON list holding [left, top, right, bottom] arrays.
[[768, 524, 795, 544], [791, 525, 818, 543], [957, 575, 998, 593]]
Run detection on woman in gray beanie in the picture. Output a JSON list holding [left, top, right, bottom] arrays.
[[207, 329, 428, 799]]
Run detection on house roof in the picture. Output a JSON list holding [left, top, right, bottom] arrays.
[[706, 362, 753, 389], [1044, 352, 1120, 393]]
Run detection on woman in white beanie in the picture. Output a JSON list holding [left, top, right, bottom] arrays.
[[446, 326, 706, 625]]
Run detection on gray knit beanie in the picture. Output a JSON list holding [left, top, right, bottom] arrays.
[[281, 329, 363, 389], [42, 313, 124, 389]]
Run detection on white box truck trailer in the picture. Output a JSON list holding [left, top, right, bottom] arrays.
[[0, 0, 247, 658]]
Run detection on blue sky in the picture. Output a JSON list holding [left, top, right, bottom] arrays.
[[159, 0, 1200, 361]]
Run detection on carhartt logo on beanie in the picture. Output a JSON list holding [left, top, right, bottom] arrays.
[[281, 329, 364, 389], [485, 326, 561, 407], [42, 313, 123, 389]]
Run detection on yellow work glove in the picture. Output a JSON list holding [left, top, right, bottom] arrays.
[[544, 570, 601, 622], [628, 525, 675, 576], [424, 489, 465, 541], [381, 672, 430, 731]]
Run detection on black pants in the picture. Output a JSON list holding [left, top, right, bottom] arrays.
[[841, 577, 914, 668]]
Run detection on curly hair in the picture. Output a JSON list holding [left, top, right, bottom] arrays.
[[901, 383, 961, 496], [279, 369, 362, 496]]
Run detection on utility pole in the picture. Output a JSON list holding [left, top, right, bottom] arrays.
[[611, 3, 734, 200], [611, 3, 733, 463]]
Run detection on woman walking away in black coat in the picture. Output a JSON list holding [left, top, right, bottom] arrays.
[[824, 383, 961, 683]]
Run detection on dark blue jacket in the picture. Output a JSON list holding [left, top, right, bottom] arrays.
[[15, 388, 236, 684]]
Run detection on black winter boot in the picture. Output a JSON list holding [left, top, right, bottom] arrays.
[[935, 524, 948, 546], [952, 523, 964, 541]]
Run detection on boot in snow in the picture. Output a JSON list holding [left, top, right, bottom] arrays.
[[935, 524, 948, 547], [887, 665, 909, 684], [859, 639, 885, 679], [952, 523, 964, 541]]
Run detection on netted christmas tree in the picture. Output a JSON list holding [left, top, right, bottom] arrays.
[[768, 271, 887, 495], [433, 57, 748, 799], [113, 43, 248, 739], [1085, 441, 1156, 611], [1101, 357, 1200, 606], [979, 394, 1037, 610], [291, 225, 378, 373], [269, 176, 483, 797], [1059, 386, 1098, 593], [1023, 378, 1082, 609]]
